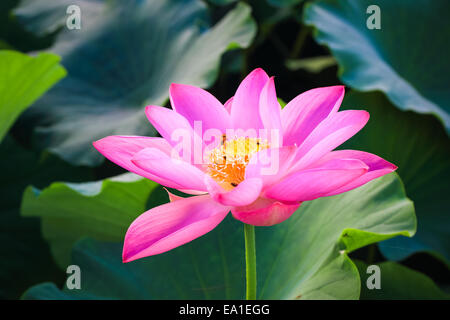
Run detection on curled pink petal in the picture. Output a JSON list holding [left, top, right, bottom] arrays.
[[123, 195, 230, 262], [316, 150, 397, 196], [145, 105, 197, 147], [232, 198, 301, 226], [163, 188, 184, 202], [231, 68, 269, 130], [145, 105, 206, 166], [265, 158, 368, 202], [131, 148, 206, 192], [224, 97, 233, 114], [282, 86, 345, 147], [170, 84, 231, 133], [205, 176, 263, 207], [93, 136, 184, 189], [292, 110, 370, 171]]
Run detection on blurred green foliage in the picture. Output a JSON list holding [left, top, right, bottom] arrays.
[[0, 136, 93, 299], [0, 0, 448, 300]]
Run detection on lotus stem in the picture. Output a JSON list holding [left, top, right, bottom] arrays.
[[244, 223, 257, 300]]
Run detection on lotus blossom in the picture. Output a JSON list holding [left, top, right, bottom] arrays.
[[93, 68, 396, 263]]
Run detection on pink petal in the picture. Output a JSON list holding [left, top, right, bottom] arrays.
[[123, 195, 230, 262], [224, 97, 233, 114], [145, 105, 206, 166], [93, 136, 184, 189], [131, 148, 207, 192], [315, 150, 397, 196], [259, 77, 283, 146], [265, 158, 368, 202], [230, 68, 269, 130], [232, 198, 301, 226], [281, 86, 345, 147], [245, 145, 298, 190], [145, 105, 196, 147], [169, 84, 231, 133], [205, 176, 263, 207], [292, 110, 370, 171], [163, 188, 184, 202]]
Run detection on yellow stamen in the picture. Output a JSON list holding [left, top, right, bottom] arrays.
[[207, 136, 269, 190]]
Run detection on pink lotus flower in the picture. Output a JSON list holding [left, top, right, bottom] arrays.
[[93, 68, 396, 263]]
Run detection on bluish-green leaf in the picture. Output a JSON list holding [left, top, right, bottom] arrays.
[[303, 0, 450, 132], [15, 0, 256, 166], [21, 173, 160, 269], [14, 0, 104, 36], [341, 90, 450, 264]]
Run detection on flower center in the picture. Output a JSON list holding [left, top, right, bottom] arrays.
[[207, 135, 269, 190]]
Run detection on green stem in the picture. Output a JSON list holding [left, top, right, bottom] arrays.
[[244, 224, 257, 300]]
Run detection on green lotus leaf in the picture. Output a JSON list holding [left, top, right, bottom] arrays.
[[0, 50, 65, 142], [15, 0, 256, 166], [23, 173, 415, 299], [21, 173, 161, 269], [341, 90, 450, 264], [14, 0, 104, 36], [303, 0, 450, 132]]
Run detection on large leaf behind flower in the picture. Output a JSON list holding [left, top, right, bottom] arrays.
[[15, 0, 256, 166], [23, 173, 415, 299], [21, 173, 159, 269], [0, 50, 65, 142], [303, 0, 450, 133], [341, 91, 450, 264]]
